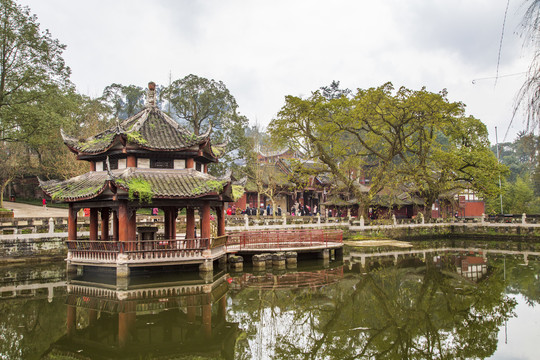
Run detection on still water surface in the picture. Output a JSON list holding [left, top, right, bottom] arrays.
[[1, 241, 539, 359]]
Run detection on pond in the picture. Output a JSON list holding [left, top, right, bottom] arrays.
[[0, 240, 539, 359]]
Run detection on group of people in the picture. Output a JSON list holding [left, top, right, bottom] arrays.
[[224, 202, 327, 217], [290, 203, 318, 216]]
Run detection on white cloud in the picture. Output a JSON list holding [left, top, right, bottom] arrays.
[[21, 0, 532, 142]]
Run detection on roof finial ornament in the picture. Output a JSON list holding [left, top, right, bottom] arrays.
[[146, 81, 157, 107]]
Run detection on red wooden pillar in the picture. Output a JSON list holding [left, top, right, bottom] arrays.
[[201, 203, 211, 240], [128, 209, 137, 245], [113, 210, 119, 241], [163, 207, 170, 240], [186, 294, 196, 323], [127, 155, 136, 168], [202, 301, 212, 339], [186, 207, 195, 239], [118, 311, 129, 348], [203, 163, 208, 173], [170, 208, 177, 240], [89, 208, 99, 241], [68, 203, 77, 241], [101, 208, 110, 241], [219, 295, 227, 321], [89, 161, 96, 171], [186, 158, 194, 169], [217, 206, 225, 236], [118, 201, 129, 243], [67, 305, 76, 337]]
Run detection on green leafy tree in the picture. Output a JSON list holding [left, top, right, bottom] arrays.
[[269, 82, 505, 217], [0, 0, 71, 143], [160, 74, 249, 176], [101, 83, 145, 120]]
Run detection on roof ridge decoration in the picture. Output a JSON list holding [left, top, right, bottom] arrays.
[[146, 81, 157, 108]]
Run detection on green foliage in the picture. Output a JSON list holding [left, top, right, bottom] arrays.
[[117, 178, 153, 203], [485, 133, 540, 214], [160, 74, 249, 176], [485, 175, 540, 214], [193, 180, 225, 195], [101, 83, 145, 119], [269, 82, 506, 217], [126, 131, 148, 145], [232, 184, 245, 201], [0, 0, 71, 143], [77, 133, 114, 151]]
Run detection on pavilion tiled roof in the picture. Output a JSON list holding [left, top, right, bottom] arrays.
[[39, 168, 232, 202], [61, 107, 214, 155]]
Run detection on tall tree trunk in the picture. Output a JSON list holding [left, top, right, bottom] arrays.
[[256, 192, 260, 219], [0, 179, 10, 209]]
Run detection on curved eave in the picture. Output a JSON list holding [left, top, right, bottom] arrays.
[[39, 176, 111, 202], [69, 134, 124, 156]]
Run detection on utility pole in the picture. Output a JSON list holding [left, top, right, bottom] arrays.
[[496, 126, 503, 214], [168, 71, 172, 114]]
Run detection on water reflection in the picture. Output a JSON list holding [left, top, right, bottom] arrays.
[[44, 272, 238, 359], [0, 242, 539, 359]]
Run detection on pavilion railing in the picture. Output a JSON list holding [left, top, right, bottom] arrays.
[[66, 238, 213, 263], [66, 240, 121, 262], [226, 229, 343, 251]]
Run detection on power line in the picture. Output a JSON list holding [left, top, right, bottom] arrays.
[[495, 0, 511, 86], [471, 71, 526, 84]]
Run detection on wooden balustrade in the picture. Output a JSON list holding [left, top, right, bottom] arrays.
[[226, 229, 343, 250], [66, 238, 211, 263]]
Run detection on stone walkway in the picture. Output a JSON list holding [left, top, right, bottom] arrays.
[[3, 201, 68, 218]]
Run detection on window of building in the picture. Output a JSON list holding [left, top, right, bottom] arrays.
[[196, 162, 202, 172], [109, 158, 118, 170], [138, 158, 150, 168], [150, 158, 173, 169]]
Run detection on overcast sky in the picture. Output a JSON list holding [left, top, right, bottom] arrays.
[[21, 0, 534, 143]]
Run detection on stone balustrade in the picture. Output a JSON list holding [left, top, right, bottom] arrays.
[[2, 213, 540, 237]]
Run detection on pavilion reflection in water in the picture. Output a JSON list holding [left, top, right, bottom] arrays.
[[43, 272, 238, 359]]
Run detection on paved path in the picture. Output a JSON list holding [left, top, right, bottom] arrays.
[[3, 201, 68, 218]]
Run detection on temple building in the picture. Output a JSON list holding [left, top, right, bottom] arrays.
[[39, 82, 233, 277]]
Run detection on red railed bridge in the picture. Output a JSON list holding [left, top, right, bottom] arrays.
[[65, 229, 343, 275]]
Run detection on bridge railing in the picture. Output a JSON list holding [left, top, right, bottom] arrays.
[[226, 229, 343, 250]]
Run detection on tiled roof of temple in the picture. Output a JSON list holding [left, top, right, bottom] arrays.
[[39, 168, 232, 202], [61, 82, 225, 159], [61, 107, 213, 155]]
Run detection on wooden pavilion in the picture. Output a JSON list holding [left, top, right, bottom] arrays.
[[39, 82, 234, 277]]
